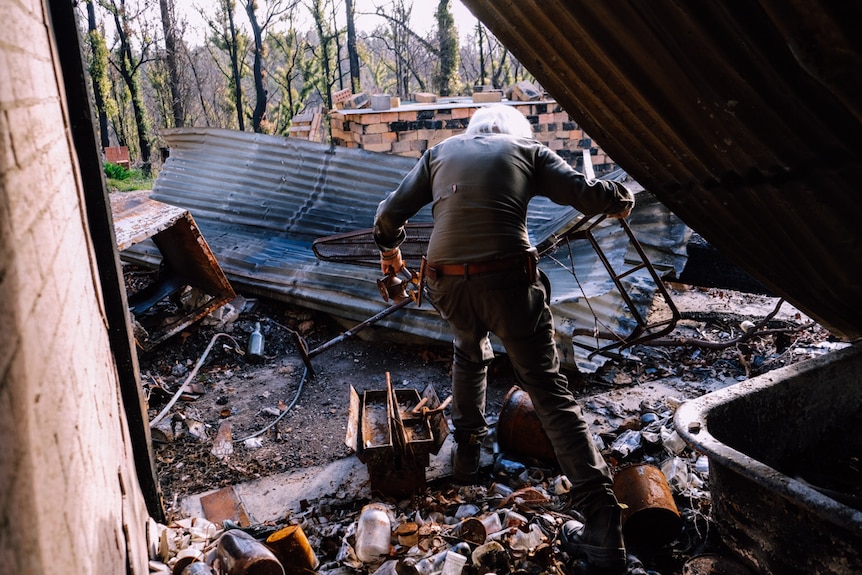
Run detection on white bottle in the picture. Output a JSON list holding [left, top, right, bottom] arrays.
[[356, 503, 392, 563], [440, 551, 467, 575]]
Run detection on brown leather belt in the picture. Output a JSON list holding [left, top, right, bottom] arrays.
[[425, 254, 531, 280]]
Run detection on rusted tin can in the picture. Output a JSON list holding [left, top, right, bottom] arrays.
[[265, 524, 319, 575], [394, 521, 419, 547], [448, 517, 486, 545], [612, 463, 682, 547], [496, 386, 557, 465]]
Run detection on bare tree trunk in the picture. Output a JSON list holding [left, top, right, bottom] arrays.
[[331, 3, 345, 91], [391, 16, 408, 97], [435, 0, 458, 96], [110, 74, 129, 148], [110, 0, 152, 173], [311, 0, 334, 110], [244, 0, 267, 132], [477, 23, 487, 87], [185, 47, 215, 126], [159, 0, 186, 127], [345, 0, 360, 93], [492, 47, 510, 89], [226, 1, 245, 131], [86, 0, 111, 149]]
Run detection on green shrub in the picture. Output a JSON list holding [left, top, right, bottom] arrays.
[[104, 161, 131, 180]]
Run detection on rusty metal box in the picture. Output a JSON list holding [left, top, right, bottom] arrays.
[[346, 382, 449, 496]]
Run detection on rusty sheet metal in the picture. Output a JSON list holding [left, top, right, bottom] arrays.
[[199, 485, 251, 527], [125, 128, 690, 371], [110, 190, 235, 350], [460, 0, 862, 341]]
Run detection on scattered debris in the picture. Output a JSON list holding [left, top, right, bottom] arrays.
[[146, 407, 715, 575], [137, 275, 840, 574], [144, 370, 749, 575]]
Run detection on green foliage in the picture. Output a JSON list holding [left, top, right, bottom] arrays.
[[104, 161, 131, 180], [88, 28, 118, 118], [104, 162, 152, 191], [108, 178, 152, 192], [435, 0, 460, 96], [147, 61, 174, 129]]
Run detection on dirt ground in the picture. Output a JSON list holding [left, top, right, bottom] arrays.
[[136, 278, 834, 509], [141, 295, 505, 505]]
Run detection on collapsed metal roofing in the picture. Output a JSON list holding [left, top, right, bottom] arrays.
[[121, 127, 690, 372], [460, 0, 862, 341]]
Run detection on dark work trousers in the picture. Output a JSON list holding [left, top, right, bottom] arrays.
[[425, 265, 617, 511]]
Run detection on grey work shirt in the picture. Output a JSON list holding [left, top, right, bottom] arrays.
[[373, 132, 634, 264]]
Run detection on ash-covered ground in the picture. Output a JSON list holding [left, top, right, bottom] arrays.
[[137, 279, 838, 574]]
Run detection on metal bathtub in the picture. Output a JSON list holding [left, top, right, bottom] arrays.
[[675, 344, 862, 575]]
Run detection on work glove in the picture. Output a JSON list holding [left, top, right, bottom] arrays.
[[606, 206, 632, 220], [607, 183, 634, 219], [380, 247, 404, 276]]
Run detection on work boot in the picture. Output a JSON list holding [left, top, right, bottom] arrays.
[[452, 442, 481, 484], [561, 504, 626, 574]]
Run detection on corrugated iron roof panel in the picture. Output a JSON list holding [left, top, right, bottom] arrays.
[[134, 127, 690, 371], [461, 0, 862, 341]]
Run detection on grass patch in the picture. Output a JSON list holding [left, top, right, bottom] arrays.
[[104, 162, 153, 191], [108, 176, 154, 191]]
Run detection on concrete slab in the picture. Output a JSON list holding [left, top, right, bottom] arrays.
[[181, 380, 695, 525], [182, 436, 467, 525]]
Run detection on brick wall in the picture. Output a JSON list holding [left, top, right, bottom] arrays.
[[330, 99, 616, 176], [0, 2, 149, 573]]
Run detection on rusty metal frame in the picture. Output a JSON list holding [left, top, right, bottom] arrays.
[[313, 212, 680, 361], [541, 214, 680, 359]]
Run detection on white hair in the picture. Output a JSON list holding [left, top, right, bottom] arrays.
[[465, 104, 534, 139]]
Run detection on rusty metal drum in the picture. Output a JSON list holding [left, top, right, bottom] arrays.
[[496, 386, 557, 465]]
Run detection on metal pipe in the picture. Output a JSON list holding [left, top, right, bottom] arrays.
[[295, 297, 414, 375], [149, 332, 241, 427]]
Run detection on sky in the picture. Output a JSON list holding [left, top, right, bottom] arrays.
[[352, 0, 479, 37], [174, 0, 482, 45]]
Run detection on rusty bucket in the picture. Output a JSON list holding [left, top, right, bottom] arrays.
[[612, 463, 682, 548], [496, 386, 557, 465]]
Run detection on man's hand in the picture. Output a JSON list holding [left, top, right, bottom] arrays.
[[380, 247, 404, 275], [606, 206, 632, 219]]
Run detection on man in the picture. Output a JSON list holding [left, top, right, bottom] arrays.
[[373, 104, 634, 573]]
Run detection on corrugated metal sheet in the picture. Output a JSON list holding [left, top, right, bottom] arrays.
[[127, 127, 689, 371], [461, 0, 862, 341]]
